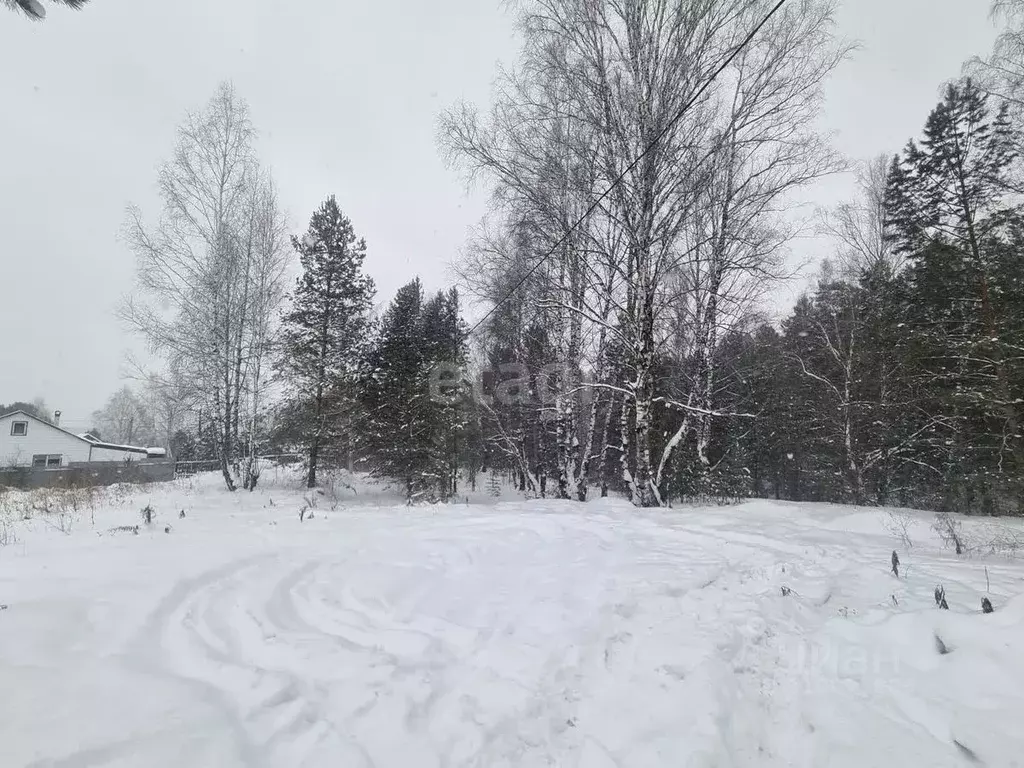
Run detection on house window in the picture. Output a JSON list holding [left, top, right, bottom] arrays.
[[11, 421, 28, 436], [31, 455, 62, 469]]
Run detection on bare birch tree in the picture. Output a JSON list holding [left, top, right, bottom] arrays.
[[139, 365, 199, 452], [820, 155, 900, 279], [967, 1, 1024, 114], [445, 0, 844, 506], [443, 35, 618, 501], [122, 83, 289, 491], [92, 386, 155, 446], [654, 0, 846, 498]]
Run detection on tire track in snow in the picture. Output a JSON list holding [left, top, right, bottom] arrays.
[[119, 554, 274, 768], [127, 554, 376, 768], [120, 508, 919, 765]]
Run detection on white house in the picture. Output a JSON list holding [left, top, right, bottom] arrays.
[[0, 410, 164, 469]]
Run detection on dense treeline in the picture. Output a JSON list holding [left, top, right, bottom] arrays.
[[269, 198, 471, 500], [456, 78, 1024, 514], [727, 80, 1024, 514], [119, 0, 1023, 512]]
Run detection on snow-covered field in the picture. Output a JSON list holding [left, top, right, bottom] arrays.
[[1, 473, 1023, 768]]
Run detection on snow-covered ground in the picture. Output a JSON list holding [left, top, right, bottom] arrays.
[[2, 472, 1023, 768]]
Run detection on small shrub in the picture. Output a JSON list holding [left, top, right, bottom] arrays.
[[966, 523, 1024, 558], [0, 517, 15, 547], [932, 512, 964, 555], [883, 510, 914, 548], [487, 473, 501, 498], [321, 470, 356, 511], [299, 494, 317, 521], [24, 489, 80, 534]]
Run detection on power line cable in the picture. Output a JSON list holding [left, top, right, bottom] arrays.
[[468, 0, 790, 337]]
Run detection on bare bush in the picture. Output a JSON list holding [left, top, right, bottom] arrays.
[[0, 487, 109, 535], [0, 517, 15, 547], [0, 488, 15, 543], [321, 470, 356, 511], [299, 494, 317, 521], [36, 491, 78, 535], [931, 511, 1024, 558], [109, 483, 135, 507], [964, 522, 1024, 558], [883, 509, 914, 548], [68, 483, 100, 526], [933, 511, 965, 555]]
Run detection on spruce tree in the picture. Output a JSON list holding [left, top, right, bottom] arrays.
[[886, 78, 1024, 510], [279, 196, 375, 488], [361, 279, 430, 497], [711, 324, 788, 500], [420, 288, 470, 498], [361, 281, 470, 501]]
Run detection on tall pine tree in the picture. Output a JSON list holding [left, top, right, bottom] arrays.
[[279, 196, 375, 488]]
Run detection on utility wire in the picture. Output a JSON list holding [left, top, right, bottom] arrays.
[[468, 0, 791, 337]]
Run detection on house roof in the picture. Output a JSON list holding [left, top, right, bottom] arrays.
[[1, 410, 149, 454], [2, 409, 96, 445], [90, 441, 149, 455]]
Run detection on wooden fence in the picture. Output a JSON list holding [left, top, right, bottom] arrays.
[[0, 460, 175, 490]]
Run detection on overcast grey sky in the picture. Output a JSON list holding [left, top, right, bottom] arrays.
[[0, 0, 999, 430]]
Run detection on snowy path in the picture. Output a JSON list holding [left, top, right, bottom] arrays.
[[2, 483, 1023, 767]]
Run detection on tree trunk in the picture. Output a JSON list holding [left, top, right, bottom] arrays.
[[308, 441, 319, 489], [629, 289, 659, 507], [596, 390, 616, 498]]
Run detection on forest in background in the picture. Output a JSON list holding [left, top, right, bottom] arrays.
[[41, 0, 1024, 514]]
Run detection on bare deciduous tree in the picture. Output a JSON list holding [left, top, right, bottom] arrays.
[[967, 0, 1024, 114], [656, 0, 847, 496], [92, 386, 155, 446], [122, 83, 289, 491], [444, 0, 845, 506], [819, 155, 901, 279]]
